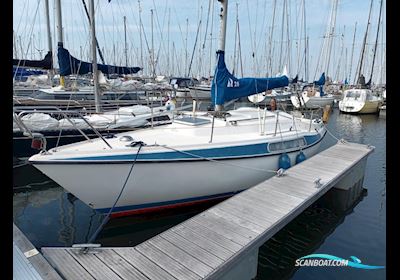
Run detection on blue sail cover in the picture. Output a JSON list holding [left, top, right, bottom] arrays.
[[211, 51, 289, 105], [58, 47, 142, 76], [13, 51, 53, 70], [313, 72, 326, 96], [313, 72, 325, 86]]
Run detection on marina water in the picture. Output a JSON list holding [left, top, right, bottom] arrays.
[[13, 108, 386, 279]]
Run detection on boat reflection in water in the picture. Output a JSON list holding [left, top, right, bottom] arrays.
[[255, 180, 367, 280]]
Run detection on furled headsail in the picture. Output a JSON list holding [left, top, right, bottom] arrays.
[[211, 51, 289, 105], [58, 47, 142, 76], [13, 51, 53, 70], [313, 72, 326, 96], [313, 72, 326, 86]]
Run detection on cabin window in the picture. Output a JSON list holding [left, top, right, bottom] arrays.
[[346, 91, 361, 99], [268, 138, 306, 152]]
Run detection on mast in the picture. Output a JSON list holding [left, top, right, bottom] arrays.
[[55, 0, 65, 87], [278, 0, 285, 72], [267, 0, 277, 76], [89, 0, 101, 113], [305, 36, 309, 82], [138, 1, 144, 74], [185, 18, 189, 77], [215, 0, 228, 112], [80, 0, 105, 64], [325, 0, 339, 78], [355, 0, 374, 84], [208, 0, 215, 78], [44, 0, 53, 72], [303, 0, 307, 81], [151, 9, 155, 79], [232, 3, 238, 75], [349, 22, 357, 84], [218, 0, 228, 52], [167, 8, 171, 76], [367, 0, 383, 85], [124, 16, 128, 67], [13, 30, 18, 58]]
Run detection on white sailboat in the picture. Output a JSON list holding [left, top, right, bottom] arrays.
[[290, 90, 335, 109], [339, 89, 382, 114], [290, 73, 334, 109], [29, 0, 327, 217]]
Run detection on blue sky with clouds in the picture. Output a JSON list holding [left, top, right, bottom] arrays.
[[13, 0, 385, 83]]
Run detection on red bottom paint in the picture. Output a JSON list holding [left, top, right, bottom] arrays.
[[110, 194, 234, 218]]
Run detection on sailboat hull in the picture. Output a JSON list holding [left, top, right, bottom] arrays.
[[339, 89, 382, 114], [290, 95, 334, 109], [32, 140, 322, 217]]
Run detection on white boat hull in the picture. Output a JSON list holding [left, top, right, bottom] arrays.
[[189, 87, 211, 99], [32, 142, 322, 216], [290, 94, 334, 109], [339, 89, 382, 114], [339, 100, 381, 114]]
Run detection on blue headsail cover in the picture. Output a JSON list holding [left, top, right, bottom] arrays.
[[211, 51, 289, 106], [314, 72, 325, 86], [313, 72, 326, 96], [58, 47, 142, 76]]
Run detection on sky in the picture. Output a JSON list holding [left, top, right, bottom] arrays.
[[13, 0, 386, 83]]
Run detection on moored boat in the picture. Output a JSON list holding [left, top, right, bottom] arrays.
[[29, 0, 327, 217], [29, 107, 326, 217], [339, 89, 382, 114]]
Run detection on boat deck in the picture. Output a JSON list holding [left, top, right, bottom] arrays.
[[39, 109, 314, 154], [41, 141, 373, 279]]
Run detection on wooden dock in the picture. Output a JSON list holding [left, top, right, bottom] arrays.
[[13, 223, 62, 280], [41, 141, 373, 280]]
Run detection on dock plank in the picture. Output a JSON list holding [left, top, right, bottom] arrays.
[[177, 220, 242, 252], [210, 202, 275, 229], [135, 242, 201, 280], [160, 230, 223, 269], [192, 213, 256, 244], [225, 195, 287, 220], [149, 235, 214, 277], [220, 199, 280, 225], [94, 248, 149, 279], [199, 211, 260, 238], [66, 248, 122, 280], [170, 225, 233, 260], [42, 248, 95, 280], [13, 224, 62, 280], [114, 248, 176, 280], [208, 207, 265, 234]]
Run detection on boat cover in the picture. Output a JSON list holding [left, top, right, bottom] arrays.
[[211, 51, 289, 105]]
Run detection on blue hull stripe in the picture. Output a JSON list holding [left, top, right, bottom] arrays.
[[96, 190, 244, 214], [58, 133, 323, 162]]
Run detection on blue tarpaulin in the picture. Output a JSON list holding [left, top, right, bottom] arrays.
[[211, 51, 289, 105], [58, 47, 142, 76]]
